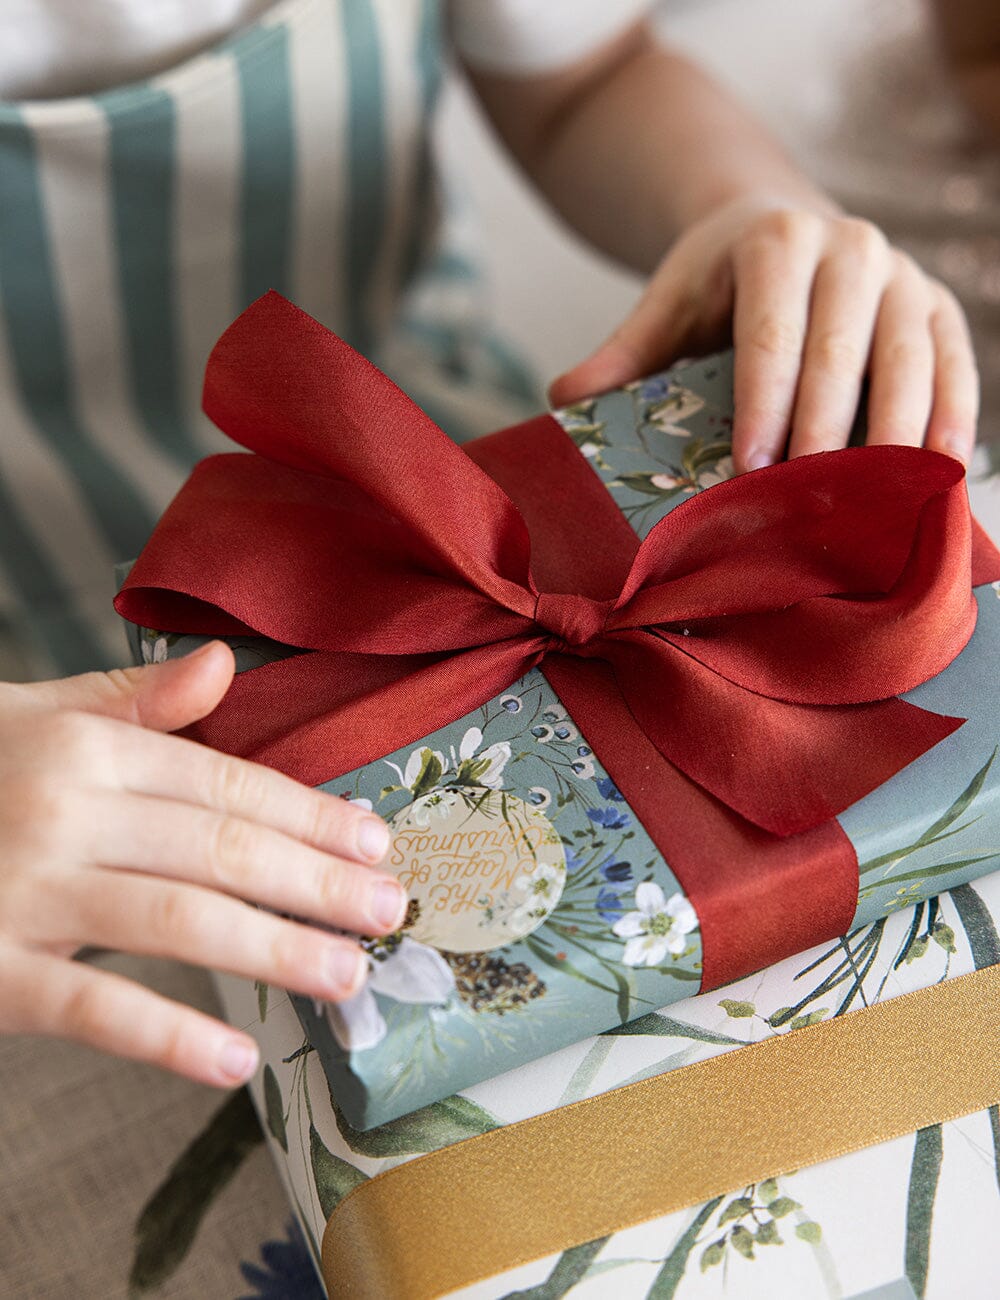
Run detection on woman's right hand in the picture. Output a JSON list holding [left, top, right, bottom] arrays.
[[0, 641, 406, 1087]]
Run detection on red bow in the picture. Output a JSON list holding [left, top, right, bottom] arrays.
[[117, 293, 998, 987]]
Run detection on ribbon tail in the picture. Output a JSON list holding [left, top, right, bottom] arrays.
[[541, 655, 859, 990], [189, 640, 547, 787]]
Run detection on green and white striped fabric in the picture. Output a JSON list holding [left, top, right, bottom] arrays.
[[0, 0, 537, 679]]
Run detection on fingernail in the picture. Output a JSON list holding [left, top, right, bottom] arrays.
[[371, 878, 407, 931], [219, 1038, 258, 1082], [328, 945, 365, 996], [746, 450, 774, 472], [357, 816, 391, 863]]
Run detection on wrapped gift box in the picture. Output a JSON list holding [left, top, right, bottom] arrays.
[[216, 869, 1000, 1299], [117, 293, 1000, 1132]]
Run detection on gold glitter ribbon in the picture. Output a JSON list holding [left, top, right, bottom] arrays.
[[322, 964, 1000, 1298]]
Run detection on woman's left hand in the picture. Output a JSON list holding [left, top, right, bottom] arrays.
[[549, 195, 979, 473]]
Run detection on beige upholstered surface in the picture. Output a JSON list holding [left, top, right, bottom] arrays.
[[0, 957, 289, 1299]]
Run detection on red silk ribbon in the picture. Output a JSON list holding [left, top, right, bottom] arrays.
[[116, 292, 1000, 988]]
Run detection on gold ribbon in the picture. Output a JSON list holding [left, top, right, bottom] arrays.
[[322, 964, 1000, 1298]]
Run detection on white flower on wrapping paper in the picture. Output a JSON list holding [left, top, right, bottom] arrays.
[[578, 441, 600, 459], [409, 789, 460, 827], [645, 386, 705, 437], [571, 756, 595, 780], [696, 455, 735, 490], [527, 786, 552, 811], [992, 580, 1000, 599], [384, 745, 446, 793], [347, 796, 373, 812], [613, 882, 698, 967], [651, 472, 691, 493], [141, 636, 168, 665], [325, 937, 456, 1052], [510, 863, 563, 930], [452, 726, 511, 789]]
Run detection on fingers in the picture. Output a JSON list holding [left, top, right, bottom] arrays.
[[80, 789, 406, 935], [105, 720, 392, 865], [2, 943, 260, 1087], [731, 215, 977, 471], [786, 220, 889, 458], [23, 640, 236, 732], [864, 258, 935, 449], [55, 870, 369, 1003], [926, 285, 980, 465], [3, 702, 394, 869], [731, 211, 822, 471]]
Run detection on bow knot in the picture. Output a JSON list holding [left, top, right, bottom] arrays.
[[533, 591, 613, 651]]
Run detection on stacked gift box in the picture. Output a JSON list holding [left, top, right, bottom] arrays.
[[118, 294, 1000, 1298]]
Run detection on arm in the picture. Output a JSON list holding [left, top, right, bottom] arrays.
[[464, 22, 978, 473]]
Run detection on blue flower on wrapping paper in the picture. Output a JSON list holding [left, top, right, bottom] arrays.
[[587, 806, 631, 830], [238, 1219, 325, 1299], [500, 693, 523, 713], [596, 885, 627, 924], [613, 882, 698, 966], [599, 858, 633, 884], [563, 844, 586, 875], [596, 776, 624, 802], [527, 786, 552, 810], [635, 374, 672, 403]]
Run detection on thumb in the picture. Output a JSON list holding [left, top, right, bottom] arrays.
[[548, 272, 697, 410], [23, 640, 236, 733]]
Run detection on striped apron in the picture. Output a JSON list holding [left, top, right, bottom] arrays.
[[0, 0, 536, 680]]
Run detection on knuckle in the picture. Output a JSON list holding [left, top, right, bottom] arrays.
[[36, 709, 102, 767], [748, 312, 804, 359], [836, 217, 889, 263], [888, 248, 923, 285], [208, 815, 258, 886], [303, 794, 343, 851], [149, 888, 202, 948], [210, 755, 256, 814], [61, 978, 108, 1043], [754, 207, 819, 248], [0, 774, 74, 853], [810, 329, 865, 379], [315, 864, 349, 919], [265, 922, 310, 986], [883, 337, 929, 374], [155, 1016, 190, 1074]]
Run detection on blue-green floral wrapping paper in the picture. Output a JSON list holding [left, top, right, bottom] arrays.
[[124, 351, 1000, 1130]]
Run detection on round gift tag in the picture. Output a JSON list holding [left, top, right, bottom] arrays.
[[385, 792, 566, 953]]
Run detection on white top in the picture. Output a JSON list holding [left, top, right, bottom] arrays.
[[0, 0, 655, 100]]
